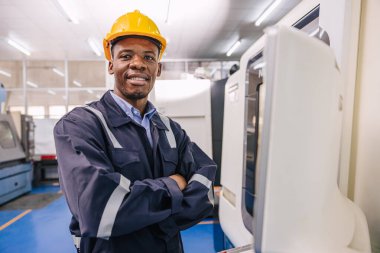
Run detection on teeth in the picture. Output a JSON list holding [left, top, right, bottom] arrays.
[[130, 77, 146, 81]]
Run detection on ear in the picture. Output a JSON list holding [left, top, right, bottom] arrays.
[[108, 61, 114, 75], [157, 63, 162, 77]]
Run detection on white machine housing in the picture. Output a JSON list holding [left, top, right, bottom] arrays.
[[150, 79, 213, 158], [0, 114, 33, 205], [252, 25, 370, 253], [219, 0, 324, 247], [219, 0, 371, 252], [219, 70, 252, 245]]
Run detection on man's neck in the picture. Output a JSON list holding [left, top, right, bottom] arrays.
[[126, 99, 147, 116], [112, 90, 148, 116]]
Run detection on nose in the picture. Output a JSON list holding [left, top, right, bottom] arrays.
[[129, 55, 146, 70]]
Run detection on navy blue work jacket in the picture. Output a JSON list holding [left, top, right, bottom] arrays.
[[54, 91, 217, 253]]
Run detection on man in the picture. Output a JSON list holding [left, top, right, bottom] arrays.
[[54, 10, 216, 253]]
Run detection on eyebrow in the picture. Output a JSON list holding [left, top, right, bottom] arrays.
[[117, 49, 158, 56]]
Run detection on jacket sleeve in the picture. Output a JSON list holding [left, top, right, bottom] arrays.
[[173, 127, 217, 230], [54, 109, 183, 239], [156, 119, 217, 238]]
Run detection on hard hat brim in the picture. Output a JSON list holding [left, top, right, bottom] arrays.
[[103, 31, 166, 61]]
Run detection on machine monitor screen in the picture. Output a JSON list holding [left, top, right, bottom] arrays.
[[0, 121, 17, 149]]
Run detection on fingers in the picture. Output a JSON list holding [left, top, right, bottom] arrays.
[[169, 174, 187, 191]]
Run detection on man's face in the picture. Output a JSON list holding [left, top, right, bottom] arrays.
[[108, 37, 161, 105]]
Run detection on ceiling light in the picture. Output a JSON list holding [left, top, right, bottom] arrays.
[[255, 0, 283, 26], [226, 40, 241, 57], [52, 68, 64, 77], [73, 80, 82, 87], [48, 89, 57, 95], [0, 69, 11, 78], [87, 89, 93, 94], [52, 0, 79, 24], [7, 39, 31, 56], [27, 81, 39, 88], [87, 38, 101, 56], [164, 0, 171, 23]]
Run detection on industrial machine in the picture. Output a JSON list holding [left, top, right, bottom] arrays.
[[32, 118, 59, 184], [0, 113, 33, 205], [219, 1, 371, 252], [219, 2, 323, 248], [21, 114, 35, 161]]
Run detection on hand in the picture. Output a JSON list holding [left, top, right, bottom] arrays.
[[169, 174, 187, 191]]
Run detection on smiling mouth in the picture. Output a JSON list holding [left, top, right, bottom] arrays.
[[129, 77, 148, 81], [124, 73, 150, 85]]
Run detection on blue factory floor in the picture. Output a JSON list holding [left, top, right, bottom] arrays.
[[0, 182, 224, 253]]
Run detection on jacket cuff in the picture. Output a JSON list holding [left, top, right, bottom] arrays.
[[161, 177, 183, 214]]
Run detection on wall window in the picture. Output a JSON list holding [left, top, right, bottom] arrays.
[[68, 61, 106, 88], [9, 106, 25, 114], [49, 106, 66, 119], [3, 59, 236, 119], [0, 61, 23, 88], [28, 106, 45, 119], [27, 61, 65, 88]]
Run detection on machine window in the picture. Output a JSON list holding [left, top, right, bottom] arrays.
[[0, 121, 16, 149]]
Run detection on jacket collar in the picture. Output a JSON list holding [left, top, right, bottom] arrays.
[[100, 90, 167, 130], [100, 91, 132, 127], [151, 113, 168, 131]]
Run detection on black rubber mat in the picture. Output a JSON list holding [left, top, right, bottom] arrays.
[[0, 192, 62, 210]]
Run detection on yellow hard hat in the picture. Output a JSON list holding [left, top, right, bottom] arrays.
[[103, 10, 166, 61]]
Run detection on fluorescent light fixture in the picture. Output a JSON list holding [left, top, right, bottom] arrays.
[[48, 89, 57, 95], [27, 81, 39, 88], [0, 69, 11, 78], [226, 40, 241, 57], [164, 0, 171, 24], [53, 0, 79, 24], [255, 0, 282, 26], [87, 89, 93, 94], [7, 39, 31, 56], [73, 80, 82, 87], [52, 68, 64, 77], [87, 38, 101, 56]]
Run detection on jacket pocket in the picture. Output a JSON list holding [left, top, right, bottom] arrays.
[[111, 149, 140, 170], [162, 149, 178, 176]]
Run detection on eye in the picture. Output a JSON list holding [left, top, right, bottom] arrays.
[[120, 53, 132, 60], [144, 55, 156, 62]]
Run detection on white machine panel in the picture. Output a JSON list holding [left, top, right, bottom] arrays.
[[219, 71, 252, 246], [253, 25, 370, 253], [151, 80, 213, 158], [34, 118, 58, 156]]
